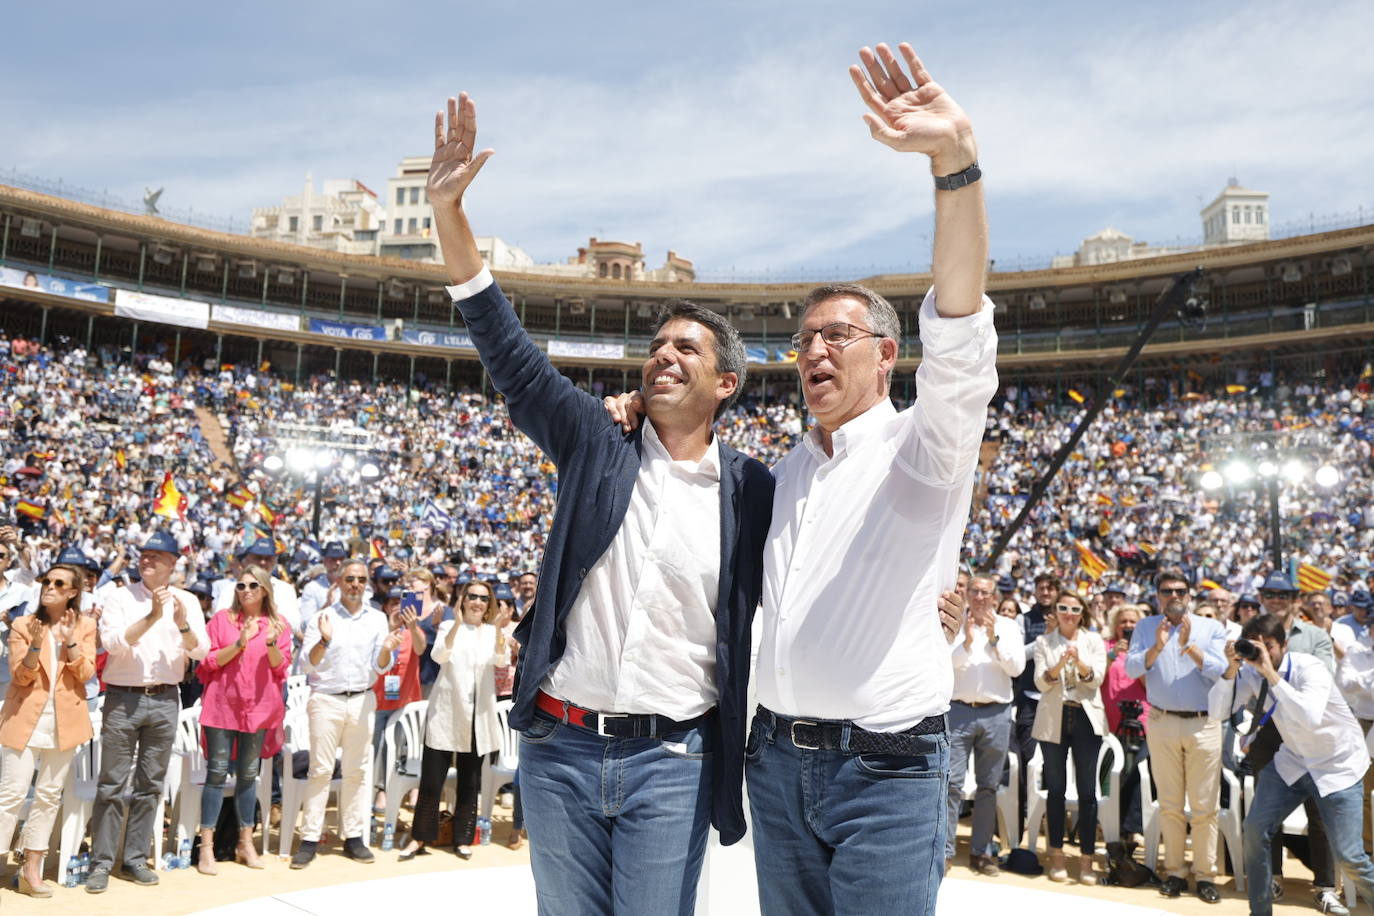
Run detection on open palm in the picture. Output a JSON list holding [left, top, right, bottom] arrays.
[[428, 93, 494, 209], [850, 43, 974, 167]]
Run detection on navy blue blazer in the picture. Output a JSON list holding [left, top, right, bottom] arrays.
[[452, 280, 774, 845]]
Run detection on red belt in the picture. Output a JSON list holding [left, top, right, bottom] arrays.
[[534, 689, 710, 739]]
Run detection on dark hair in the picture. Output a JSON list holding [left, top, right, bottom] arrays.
[[38, 563, 85, 622], [1155, 567, 1190, 589], [1033, 573, 1061, 590], [652, 300, 746, 419], [1241, 613, 1287, 645]]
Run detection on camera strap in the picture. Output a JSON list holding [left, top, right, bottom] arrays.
[[1252, 655, 1292, 733]]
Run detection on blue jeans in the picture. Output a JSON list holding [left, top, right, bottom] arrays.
[[945, 701, 1011, 860], [745, 710, 950, 916], [200, 727, 267, 830], [519, 711, 714, 916], [1244, 762, 1374, 916]]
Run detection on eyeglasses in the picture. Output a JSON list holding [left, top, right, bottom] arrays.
[[466, 593, 491, 601], [1054, 603, 1084, 614], [1260, 590, 1294, 600], [39, 577, 73, 588], [790, 322, 884, 352], [1158, 587, 1189, 596], [235, 582, 262, 592], [342, 575, 368, 584]]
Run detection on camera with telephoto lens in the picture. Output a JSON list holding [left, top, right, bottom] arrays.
[[1115, 698, 1146, 754], [1235, 639, 1261, 661]]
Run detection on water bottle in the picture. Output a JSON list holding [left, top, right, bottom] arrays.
[[64, 857, 80, 888], [78, 852, 90, 884], [478, 817, 491, 846], [178, 836, 192, 870], [382, 821, 394, 852], [161, 852, 179, 870]]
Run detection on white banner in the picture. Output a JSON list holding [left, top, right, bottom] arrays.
[[547, 339, 625, 360], [212, 304, 300, 332], [113, 289, 210, 329]]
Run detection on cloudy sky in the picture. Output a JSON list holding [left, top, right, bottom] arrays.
[[4, 1, 1372, 278]]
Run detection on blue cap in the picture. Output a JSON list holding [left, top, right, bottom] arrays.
[[456, 572, 472, 586], [385, 586, 404, 601], [141, 531, 180, 555], [1350, 590, 1373, 611], [996, 575, 1015, 593], [430, 565, 447, 578], [1260, 572, 1298, 594], [188, 579, 213, 598], [321, 541, 348, 559], [1100, 578, 1126, 595], [1237, 593, 1261, 607], [56, 545, 90, 568], [375, 565, 400, 582], [1333, 591, 1351, 606], [246, 539, 277, 558], [495, 583, 515, 601]]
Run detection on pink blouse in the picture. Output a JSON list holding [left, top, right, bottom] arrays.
[[198, 609, 292, 756]]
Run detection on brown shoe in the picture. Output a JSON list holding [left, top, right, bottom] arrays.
[[1046, 848, 1068, 882], [1078, 854, 1097, 886], [270, 803, 282, 828], [969, 853, 1000, 877]]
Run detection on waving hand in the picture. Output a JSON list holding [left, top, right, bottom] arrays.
[[428, 93, 495, 210], [849, 43, 976, 174]]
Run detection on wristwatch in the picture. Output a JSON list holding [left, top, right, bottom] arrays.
[[178, 626, 191, 634], [933, 161, 981, 191]]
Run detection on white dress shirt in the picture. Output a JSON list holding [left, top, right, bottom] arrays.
[[99, 581, 210, 686], [1209, 651, 1369, 797], [300, 600, 392, 694], [427, 620, 510, 756], [0, 568, 36, 689], [951, 614, 1026, 704], [299, 573, 332, 622], [1332, 615, 1374, 721], [757, 290, 998, 731], [543, 418, 723, 720]]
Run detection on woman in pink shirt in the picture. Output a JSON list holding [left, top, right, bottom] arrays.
[[196, 564, 291, 873]]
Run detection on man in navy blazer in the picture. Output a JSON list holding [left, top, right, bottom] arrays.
[[426, 93, 773, 915]]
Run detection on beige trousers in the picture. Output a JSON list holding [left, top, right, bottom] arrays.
[[300, 691, 376, 843], [1146, 708, 1222, 880], [0, 744, 76, 853]]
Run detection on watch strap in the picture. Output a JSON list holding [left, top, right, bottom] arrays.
[[934, 161, 981, 191]]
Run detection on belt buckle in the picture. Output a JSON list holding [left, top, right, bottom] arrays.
[[789, 719, 821, 750], [597, 713, 630, 738]]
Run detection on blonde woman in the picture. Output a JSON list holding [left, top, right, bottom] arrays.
[[0, 563, 97, 897], [195, 564, 291, 873], [1032, 589, 1107, 885]]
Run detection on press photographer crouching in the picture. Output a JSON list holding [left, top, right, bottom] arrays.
[[1209, 614, 1374, 916]]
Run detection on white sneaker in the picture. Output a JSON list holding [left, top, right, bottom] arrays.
[[1314, 888, 1350, 916]]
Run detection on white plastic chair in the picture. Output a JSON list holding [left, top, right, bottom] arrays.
[[1140, 757, 1246, 891], [55, 711, 101, 886], [479, 700, 519, 821], [957, 738, 1020, 852], [170, 705, 271, 859], [277, 707, 348, 856], [1022, 738, 1118, 854], [377, 701, 452, 844], [285, 675, 310, 715], [1097, 734, 1125, 844]]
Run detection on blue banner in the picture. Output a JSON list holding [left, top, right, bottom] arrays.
[[308, 318, 389, 341], [400, 328, 474, 349], [745, 346, 769, 363], [0, 267, 109, 302]]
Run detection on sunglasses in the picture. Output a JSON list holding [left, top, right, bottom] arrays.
[[235, 582, 262, 592], [1158, 587, 1189, 596], [342, 576, 368, 584], [40, 577, 73, 588], [1260, 590, 1294, 599], [466, 593, 491, 601], [1054, 603, 1084, 614]]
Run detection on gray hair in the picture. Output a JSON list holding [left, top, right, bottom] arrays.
[[801, 284, 902, 387], [653, 300, 747, 419]]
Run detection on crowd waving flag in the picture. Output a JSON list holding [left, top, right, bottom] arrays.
[[153, 473, 188, 521], [1296, 562, 1333, 592], [1075, 540, 1111, 580], [421, 498, 453, 531]]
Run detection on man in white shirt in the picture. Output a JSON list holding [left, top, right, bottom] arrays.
[[298, 540, 347, 621], [946, 573, 1024, 876], [86, 531, 209, 894], [1210, 613, 1374, 916], [290, 558, 398, 869], [748, 43, 996, 915], [0, 525, 36, 693]]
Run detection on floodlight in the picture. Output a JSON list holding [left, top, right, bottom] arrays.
[[1223, 461, 1254, 484], [1281, 460, 1307, 484], [1200, 470, 1224, 490], [1315, 464, 1340, 488]]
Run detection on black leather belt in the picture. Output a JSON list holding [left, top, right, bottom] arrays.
[[535, 690, 710, 739], [108, 683, 179, 696], [323, 689, 370, 698], [1157, 708, 1205, 719], [758, 706, 945, 754]]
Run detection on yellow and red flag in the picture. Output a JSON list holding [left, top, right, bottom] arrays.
[[1297, 563, 1333, 593], [1068, 389, 1085, 404], [152, 473, 187, 521], [1225, 384, 1247, 395], [1075, 541, 1110, 580], [369, 538, 386, 561], [1199, 579, 1222, 591], [257, 502, 277, 527], [226, 487, 254, 509], [15, 499, 44, 520], [1096, 493, 1115, 506], [114, 449, 127, 470]]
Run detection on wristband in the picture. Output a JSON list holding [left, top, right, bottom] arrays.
[[65, 642, 77, 649], [178, 626, 191, 634], [933, 161, 981, 191], [27, 646, 40, 653]]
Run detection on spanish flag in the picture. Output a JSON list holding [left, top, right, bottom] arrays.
[[152, 473, 187, 521], [1296, 563, 1333, 593], [1075, 541, 1110, 580], [1199, 579, 1222, 591], [1138, 541, 1158, 557], [1096, 494, 1115, 506], [1226, 385, 1247, 395], [15, 499, 44, 520], [257, 502, 277, 527], [1068, 389, 1085, 404], [369, 538, 386, 561], [1098, 519, 1111, 538], [226, 487, 253, 509], [114, 449, 127, 470]]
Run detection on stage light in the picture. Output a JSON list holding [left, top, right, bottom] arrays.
[[286, 447, 312, 474], [1315, 464, 1340, 488], [1257, 460, 1278, 478], [1200, 470, 1224, 490], [1281, 460, 1307, 484], [263, 455, 284, 473], [1224, 461, 1253, 484], [360, 462, 381, 481], [314, 449, 334, 470], [341, 455, 356, 471]]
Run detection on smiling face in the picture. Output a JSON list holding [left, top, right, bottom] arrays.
[[460, 583, 493, 625], [642, 318, 736, 426], [795, 295, 895, 432]]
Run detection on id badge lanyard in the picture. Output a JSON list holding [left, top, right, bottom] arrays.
[[1254, 655, 1293, 731]]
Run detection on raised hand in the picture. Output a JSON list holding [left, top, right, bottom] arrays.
[[171, 592, 189, 630], [428, 93, 495, 210], [849, 43, 976, 173], [148, 587, 170, 621], [494, 602, 513, 629], [398, 608, 419, 630], [318, 611, 334, 643], [383, 627, 405, 653], [26, 614, 49, 643], [1154, 618, 1172, 649], [51, 609, 76, 646], [937, 589, 965, 643], [237, 617, 259, 648], [602, 391, 646, 433], [1177, 614, 1192, 647], [266, 616, 285, 645]]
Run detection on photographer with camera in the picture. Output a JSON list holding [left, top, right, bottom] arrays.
[[1211, 614, 1374, 916]]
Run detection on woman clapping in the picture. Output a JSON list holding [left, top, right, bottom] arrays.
[[195, 565, 291, 873], [0, 563, 97, 897]]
